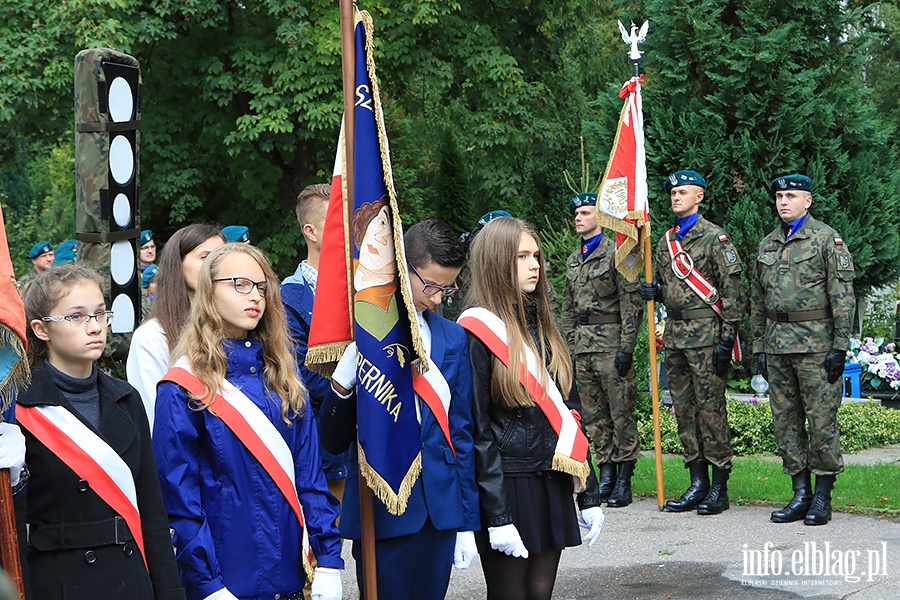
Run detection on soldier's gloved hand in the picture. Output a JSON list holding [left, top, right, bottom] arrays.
[[614, 351, 633, 377], [756, 353, 768, 381], [713, 338, 734, 377], [823, 349, 845, 384], [639, 281, 659, 301]]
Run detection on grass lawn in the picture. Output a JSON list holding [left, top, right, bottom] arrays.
[[630, 456, 900, 517]]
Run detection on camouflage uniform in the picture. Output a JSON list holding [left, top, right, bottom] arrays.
[[561, 234, 643, 464], [16, 269, 38, 298], [655, 215, 745, 470], [751, 215, 854, 476]]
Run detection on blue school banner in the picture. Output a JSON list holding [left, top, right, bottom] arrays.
[[351, 12, 425, 516]]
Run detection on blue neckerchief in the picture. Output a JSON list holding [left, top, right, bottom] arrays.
[[582, 232, 603, 259], [783, 213, 808, 240], [674, 213, 700, 240]]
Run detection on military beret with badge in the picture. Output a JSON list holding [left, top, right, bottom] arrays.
[[769, 173, 813, 194], [568, 192, 598, 215], [29, 241, 53, 259], [664, 170, 706, 194]]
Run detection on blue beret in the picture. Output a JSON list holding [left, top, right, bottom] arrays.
[[770, 174, 813, 193], [222, 225, 250, 243], [476, 210, 512, 228], [140, 229, 154, 246], [29, 241, 53, 259], [568, 192, 597, 215], [52, 239, 77, 266], [665, 170, 707, 193], [142, 264, 159, 289]]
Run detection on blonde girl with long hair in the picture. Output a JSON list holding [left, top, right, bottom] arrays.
[[462, 217, 605, 600], [152, 244, 343, 600]]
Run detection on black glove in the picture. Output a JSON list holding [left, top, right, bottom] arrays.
[[823, 349, 845, 384], [756, 353, 768, 382], [614, 351, 633, 377], [713, 338, 734, 377], [639, 281, 659, 301]]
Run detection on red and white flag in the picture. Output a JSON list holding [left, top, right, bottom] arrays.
[[595, 74, 649, 282]]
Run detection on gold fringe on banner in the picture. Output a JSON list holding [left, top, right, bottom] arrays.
[[0, 327, 29, 418], [305, 341, 351, 379], [358, 10, 428, 373], [358, 440, 423, 516]]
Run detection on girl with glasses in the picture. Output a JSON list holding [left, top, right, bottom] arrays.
[[15, 262, 184, 600], [152, 244, 343, 600]]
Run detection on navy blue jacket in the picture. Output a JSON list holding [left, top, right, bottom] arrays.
[[281, 272, 348, 480], [319, 310, 480, 539]]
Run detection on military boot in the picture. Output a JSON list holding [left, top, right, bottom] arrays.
[[606, 460, 636, 507], [804, 474, 836, 526], [598, 463, 617, 503], [771, 469, 812, 523], [697, 464, 729, 515], [664, 460, 709, 512]]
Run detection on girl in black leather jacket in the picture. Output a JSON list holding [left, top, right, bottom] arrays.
[[459, 217, 604, 600]]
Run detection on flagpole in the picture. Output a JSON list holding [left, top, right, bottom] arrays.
[[630, 42, 666, 512], [340, 1, 377, 597], [0, 468, 25, 600]]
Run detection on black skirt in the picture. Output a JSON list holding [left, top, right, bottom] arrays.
[[502, 471, 582, 554]]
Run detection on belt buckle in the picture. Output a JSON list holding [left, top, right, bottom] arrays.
[[671, 250, 693, 280], [114, 516, 127, 545], [703, 288, 719, 305], [578, 315, 588, 325], [776, 312, 789, 322]]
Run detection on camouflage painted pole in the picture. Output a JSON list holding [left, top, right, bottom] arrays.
[[74, 49, 142, 367]]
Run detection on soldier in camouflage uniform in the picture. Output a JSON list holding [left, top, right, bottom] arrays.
[[17, 241, 55, 298], [640, 171, 745, 516], [561, 192, 643, 507], [751, 173, 854, 526]]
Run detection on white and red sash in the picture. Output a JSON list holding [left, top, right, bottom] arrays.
[[412, 356, 455, 458], [160, 358, 314, 580], [16, 404, 147, 570], [457, 307, 590, 484], [665, 229, 742, 361]]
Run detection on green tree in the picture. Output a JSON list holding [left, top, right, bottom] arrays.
[[640, 0, 900, 296]]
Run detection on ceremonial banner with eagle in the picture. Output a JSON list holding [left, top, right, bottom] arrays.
[[307, 11, 426, 516], [595, 68, 649, 282]]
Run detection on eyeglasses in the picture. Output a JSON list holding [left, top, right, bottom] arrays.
[[410, 265, 459, 298], [41, 311, 114, 328], [214, 277, 268, 298]]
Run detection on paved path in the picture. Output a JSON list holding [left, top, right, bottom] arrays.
[[337, 445, 900, 598]]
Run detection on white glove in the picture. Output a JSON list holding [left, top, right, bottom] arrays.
[[578, 506, 605, 548], [0, 422, 26, 487], [201, 588, 239, 600], [310, 566, 342, 600], [453, 531, 478, 569], [488, 524, 529, 559], [331, 342, 358, 391]]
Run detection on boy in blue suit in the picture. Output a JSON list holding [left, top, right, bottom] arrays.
[[320, 217, 479, 599], [282, 183, 348, 504]]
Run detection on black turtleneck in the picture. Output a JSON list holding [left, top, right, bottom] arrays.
[[45, 362, 101, 429]]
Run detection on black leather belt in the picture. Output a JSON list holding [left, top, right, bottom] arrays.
[[29, 516, 133, 551], [578, 313, 621, 325], [667, 308, 717, 320], [766, 308, 831, 323]]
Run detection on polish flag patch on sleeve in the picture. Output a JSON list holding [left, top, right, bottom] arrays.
[[718, 234, 729, 243], [834, 238, 843, 245]]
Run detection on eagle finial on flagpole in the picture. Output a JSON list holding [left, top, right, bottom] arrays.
[[618, 20, 649, 62]]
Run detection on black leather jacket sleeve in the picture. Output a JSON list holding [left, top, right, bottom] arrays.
[[568, 379, 602, 510], [467, 332, 514, 528]]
